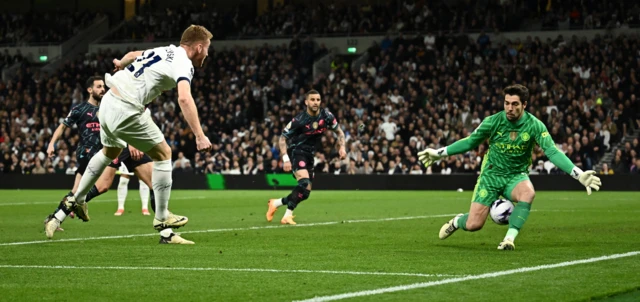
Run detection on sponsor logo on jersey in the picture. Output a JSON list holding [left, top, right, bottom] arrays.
[[312, 121, 318, 129]]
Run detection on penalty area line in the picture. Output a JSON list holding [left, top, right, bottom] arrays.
[[293, 251, 640, 302], [0, 264, 459, 278], [0, 214, 456, 246]]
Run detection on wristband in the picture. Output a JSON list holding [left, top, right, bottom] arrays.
[[283, 154, 290, 162], [570, 166, 583, 179], [437, 147, 448, 156]]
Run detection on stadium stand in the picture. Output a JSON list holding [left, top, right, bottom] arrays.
[[2, 0, 640, 176], [0, 11, 101, 45]]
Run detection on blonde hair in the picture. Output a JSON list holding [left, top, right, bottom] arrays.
[[180, 25, 213, 46]]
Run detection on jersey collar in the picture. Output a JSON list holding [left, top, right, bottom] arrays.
[[505, 111, 528, 127]]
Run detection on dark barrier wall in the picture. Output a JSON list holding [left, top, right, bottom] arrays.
[[1, 174, 638, 191]]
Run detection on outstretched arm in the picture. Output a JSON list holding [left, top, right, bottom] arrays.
[[442, 116, 494, 156], [418, 116, 492, 167], [535, 122, 601, 194]]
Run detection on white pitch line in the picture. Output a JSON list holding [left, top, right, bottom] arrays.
[[0, 196, 205, 206], [0, 264, 457, 278], [293, 251, 640, 302], [0, 214, 456, 246]]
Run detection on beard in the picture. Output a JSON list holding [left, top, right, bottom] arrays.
[[92, 92, 104, 101]]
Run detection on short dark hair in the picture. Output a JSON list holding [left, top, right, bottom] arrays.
[[86, 76, 104, 89], [306, 89, 320, 99], [503, 84, 529, 103]]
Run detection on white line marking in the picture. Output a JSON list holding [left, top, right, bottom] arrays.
[[0, 265, 457, 278], [0, 196, 205, 206], [0, 214, 456, 246], [293, 251, 640, 302]]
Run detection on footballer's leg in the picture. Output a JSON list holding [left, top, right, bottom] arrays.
[[133, 162, 155, 214], [145, 141, 191, 244], [114, 175, 129, 215], [268, 153, 313, 225], [84, 166, 117, 203], [130, 154, 153, 215], [44, 164, 118, 238], [107, 94, 191, 244], [439, 174, 500, 239], [44, 173, 81, 232], [139, 181, 150, 215], [499, 175, 535, 250]]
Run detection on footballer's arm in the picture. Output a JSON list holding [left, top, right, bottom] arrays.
[[442, 116, 493, 156], [176, 80, 206, 139], [535, 124, 583, 176], [117, 51, 144, 67], [535, 123, 601, 193], [46, 123, 67, 158], [334, 126, 347, 159], [278, 135, 288, 159]]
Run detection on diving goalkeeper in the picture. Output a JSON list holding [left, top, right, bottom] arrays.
[[418, 84, 602, 250]]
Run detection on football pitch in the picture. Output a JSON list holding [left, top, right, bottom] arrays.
[[1, 189, 639, 301]]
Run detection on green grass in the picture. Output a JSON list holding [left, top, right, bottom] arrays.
[[0, 190, 639, 301]]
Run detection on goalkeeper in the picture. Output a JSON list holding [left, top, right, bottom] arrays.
[[418, 84, 601, 250]]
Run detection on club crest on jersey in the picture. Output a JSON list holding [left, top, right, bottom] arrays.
[[510, 131, 518, 141], [312, 121, 318, 129], [319, 119, 324, 126], [520, 132, 530, 141]]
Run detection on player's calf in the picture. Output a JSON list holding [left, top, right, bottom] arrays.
[[279, 178, 311, 225]]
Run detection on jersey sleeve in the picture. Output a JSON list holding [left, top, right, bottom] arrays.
[[62, 105, 81, 127], [446, 115, 493, 155], [282, 118, 300, 139], [173, 54, 194, 85], [535, 120, 575, 175], [324, 108, 339, 130]]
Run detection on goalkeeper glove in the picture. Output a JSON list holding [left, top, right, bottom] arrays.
[[418, 147, 448, 167], [571, 167, 602, 195]]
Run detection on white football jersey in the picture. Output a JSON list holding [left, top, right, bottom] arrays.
[[105, 44, 194, 109]]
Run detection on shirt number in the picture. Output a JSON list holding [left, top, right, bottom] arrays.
[[127, 51, 161, 78]]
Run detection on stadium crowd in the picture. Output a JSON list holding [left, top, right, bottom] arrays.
[[2, 28, 640, 175], [103, 0, 640, 43], [0, 11, 102, 45]]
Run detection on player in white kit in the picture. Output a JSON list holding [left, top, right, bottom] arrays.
[[45, 25, 213, 244]]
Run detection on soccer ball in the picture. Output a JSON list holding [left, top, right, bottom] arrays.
[[490, 199, 514, 225]]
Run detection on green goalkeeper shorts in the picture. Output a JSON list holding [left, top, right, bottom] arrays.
[[471, 172, 531, 206]]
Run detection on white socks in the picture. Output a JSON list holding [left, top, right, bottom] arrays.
[[273, 198, 284, 207], [159, 228, 174, 237], [75, 152, 114, 203], [117, 177, 129, 210], [284, 209, 294, 217], [152, 159, 172, 222], [139, 182, 149, 210]]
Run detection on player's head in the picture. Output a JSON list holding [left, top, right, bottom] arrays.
[[180, 25, 213, 68], [305, 90, 321, 115], [503, 84, 529, 121], [86, 76, 105, 102]]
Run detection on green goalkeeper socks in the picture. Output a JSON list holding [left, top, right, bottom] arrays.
[[505, 202, 532, 241], [456, 214, 469, 231]]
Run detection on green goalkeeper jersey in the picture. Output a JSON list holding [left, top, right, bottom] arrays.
[[446, 111, 576, 176]]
